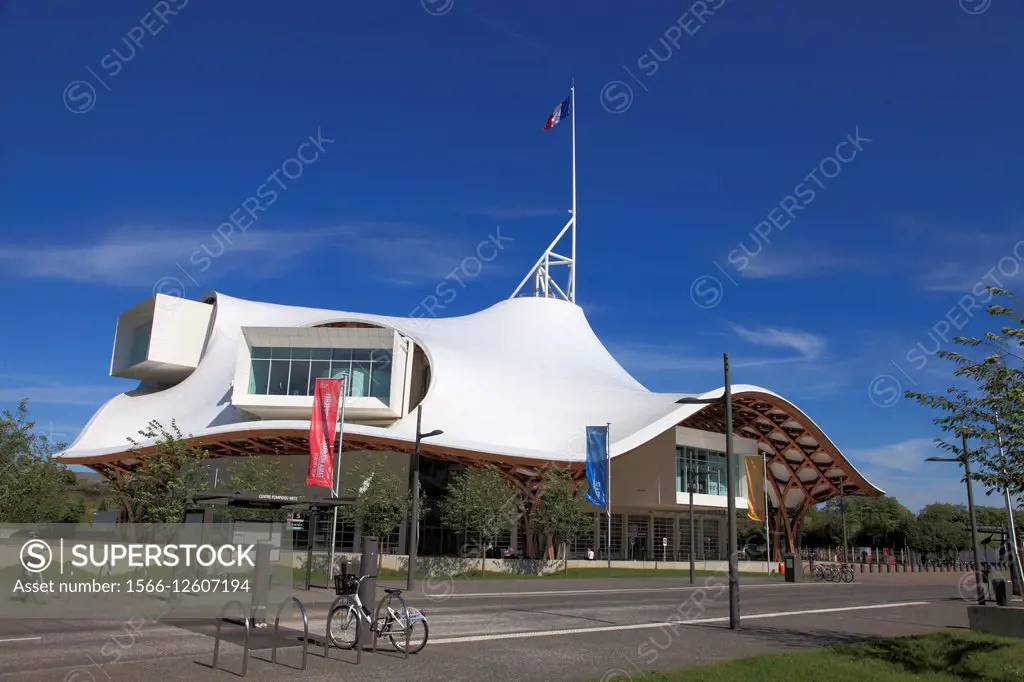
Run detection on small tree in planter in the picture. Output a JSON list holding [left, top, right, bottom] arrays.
[[439, 467, 520, 575], [533, 469, 592, 576]]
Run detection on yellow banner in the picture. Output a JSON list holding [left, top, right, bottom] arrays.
[[745, 456, 765, 522]]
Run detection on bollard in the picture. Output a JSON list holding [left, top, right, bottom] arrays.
[[358, 536, 380, 650], [886, 564, 891, 573], [994, 578, 1009, 606], [859, 563, 864, 573]]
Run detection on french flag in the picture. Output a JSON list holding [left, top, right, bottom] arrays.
[[543, 95, 571, 131]]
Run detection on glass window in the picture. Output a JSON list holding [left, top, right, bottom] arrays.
[[249, 359, 270, 394], [268, 360, 290, 395], [129, 321, 151, 365], [288, 360, 310, 395], [370, 364, 391, 402], [350, 361, 370, 397], [247, 346, 397, 402], [370, 349, 392, 366], [309, 360, 331, 394]]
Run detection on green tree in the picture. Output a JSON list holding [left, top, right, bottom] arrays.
[[115, 420, 211, 524], [439, 467, 520, 571], [216, 455, 301, 522], [0, 400, 77, 523], [907, 287, 1024, 496], [533, 469, 591, 573], [909, 503, 971, 558], [340, 461, 409, 569]]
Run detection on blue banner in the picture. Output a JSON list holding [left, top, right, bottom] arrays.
[[585, 425, 609, 508]]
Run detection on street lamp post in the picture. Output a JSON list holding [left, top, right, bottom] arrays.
[[406, 405, 444, 591], [926, 435, 985, 605], [676, 352, 739, 629], [830, 473, 849, 566]]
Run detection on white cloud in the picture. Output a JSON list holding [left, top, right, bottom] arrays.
[[734, 249, 855, 280], [0, 385, 118, 406], [0, 223, 508, 288], [729, 324, 826, 360], [476, 208, 564, 220], [847, 437, 942, 474]]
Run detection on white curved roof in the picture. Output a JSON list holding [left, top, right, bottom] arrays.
[[58, 293, 882, 498]]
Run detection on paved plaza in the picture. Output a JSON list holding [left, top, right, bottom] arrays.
[[0, 573, 979, 681]]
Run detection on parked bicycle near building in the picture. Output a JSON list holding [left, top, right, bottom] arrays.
[[327, 574, 429, 654]]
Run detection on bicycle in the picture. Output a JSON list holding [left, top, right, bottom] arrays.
[[327, 575, 429, 654], [837, 564, 855, 583]]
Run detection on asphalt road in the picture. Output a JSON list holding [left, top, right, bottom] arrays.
[[0, 577, 974, 681]]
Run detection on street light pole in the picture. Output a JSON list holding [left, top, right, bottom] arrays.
[[835, 474, 849, 566], [926, 437, 986, 605], [675, 352, 739, 629], [406, 405, 443, 591], [962, 433, 986, 605], [723, 353, 739, 630]]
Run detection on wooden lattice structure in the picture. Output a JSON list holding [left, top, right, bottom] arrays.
[[88, 391, 875, 559], [681, 391, 881, 558]]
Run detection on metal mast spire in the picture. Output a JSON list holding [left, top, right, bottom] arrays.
[[510, 81, 576, 303]]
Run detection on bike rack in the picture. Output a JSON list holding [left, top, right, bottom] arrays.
[[325, 595, 362, 665], [212, 599, 251, 677], [271, 597, 309, 670], [371, 593, 411, 659]]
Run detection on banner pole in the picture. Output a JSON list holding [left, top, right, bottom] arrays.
[[327, 376, 347, 585], [606, 422, 611, 577]]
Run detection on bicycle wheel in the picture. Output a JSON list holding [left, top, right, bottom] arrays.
[[812, 566, 825, 582], [327, 601, 361, 650], [841, 567, 855, 583], [28, 571, 47, 604], [824, 567, 837, 582], [390, 617, 429, 654]]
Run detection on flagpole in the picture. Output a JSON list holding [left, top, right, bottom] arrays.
[[327, 376, 347, 584], [570, 78, 577, 302], [606, 422, 611, 576]]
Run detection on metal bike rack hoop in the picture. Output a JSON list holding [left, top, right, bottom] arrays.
[[271, 597, 309, 670], [212, 599, 251, 678]]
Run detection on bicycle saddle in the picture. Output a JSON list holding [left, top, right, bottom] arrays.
[[383, 588, 403, 595]]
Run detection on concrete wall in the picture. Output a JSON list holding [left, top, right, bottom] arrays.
[[296, 551, 775, 577]]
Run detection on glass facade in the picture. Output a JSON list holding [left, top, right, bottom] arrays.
[[248, 346, 392, 404], [129, 321, 151, 366], [676, 446, 738, 497]]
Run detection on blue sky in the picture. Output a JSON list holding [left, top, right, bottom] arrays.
[[1, 0, 1022, 512]]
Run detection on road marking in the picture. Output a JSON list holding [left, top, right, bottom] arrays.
[[429, 601, 930, 644], [430, 582, 847, 599], [0, 637, 42, 643]]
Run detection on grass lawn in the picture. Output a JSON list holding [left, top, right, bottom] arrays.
[[293, 565, 781, 586], [613, 631, 1024, 681]]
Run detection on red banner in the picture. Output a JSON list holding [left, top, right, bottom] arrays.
[[307, 378, 343, 488]]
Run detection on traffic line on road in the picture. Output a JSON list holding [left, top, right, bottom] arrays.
[[429, 601, 930, 644], [429, 582, 848, 599], [0, 637, 42, 643]]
